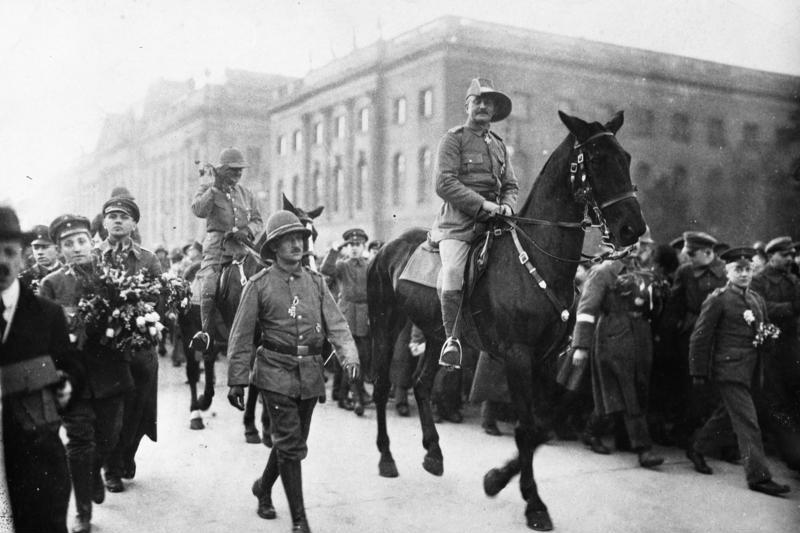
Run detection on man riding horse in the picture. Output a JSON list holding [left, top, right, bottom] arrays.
[[431, 78, 519, 368], [190, 147, 264, 353]]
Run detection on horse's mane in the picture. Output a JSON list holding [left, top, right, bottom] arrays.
[[517, 134, 573, 216]]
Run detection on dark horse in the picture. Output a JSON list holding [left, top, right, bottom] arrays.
[[367, 111, 646, 530]]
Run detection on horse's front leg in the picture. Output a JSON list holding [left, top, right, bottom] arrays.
[[414, 340, 444, 476], [196, 350, 217, 410], [374, 327, 398, 477]]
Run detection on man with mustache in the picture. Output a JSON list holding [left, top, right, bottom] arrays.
[[18, 224, 62, 291], [430, 78, 518, 369], [227, 210, 360, 533]]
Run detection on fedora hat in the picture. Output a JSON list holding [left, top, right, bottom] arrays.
[[0, 206, 35, 244]]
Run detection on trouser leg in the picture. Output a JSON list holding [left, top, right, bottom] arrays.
[[718, 382, 772, 484], [62, 400, 98, 522], [199, 264, 220, 333], [623, 412, 652, 451]]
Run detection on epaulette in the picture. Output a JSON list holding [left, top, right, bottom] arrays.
[[488, 130, 504, 142], [448, 125, 465, 134]]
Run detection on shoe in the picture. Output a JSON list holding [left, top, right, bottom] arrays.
[[396, 403, 410, 417], [483, 423, 502, 436], [439, 337, 462, 368], [748, 479, 791, 496], [105, 475, 124, 493], [292, 518, 311, 533], [92, 469, 105, 504], [189, 331, 211, 352], [337, 398, 354, 411], [251, 479, 277, 519], [445, 411, 463, 424], [638, 450, 664, 468], [582, 435, 610, 455], [262, 432, 273, 448], [71, 515, 91, 533], [190, 417, 205, 430], [686, 449, 712, 474]]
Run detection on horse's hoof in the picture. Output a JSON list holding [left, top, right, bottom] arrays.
[[422, 456, 443, 476], [245, 432, 261, 444], [526, 509, 553, 531], [483, 468, 508, 497], [379, 460, 399, 478], [190, 417, 205, 430], [197, 392, 214, 411], [262, 433, 273, 448]]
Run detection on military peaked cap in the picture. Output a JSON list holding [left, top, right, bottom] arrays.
[[465, 78, 512, 123], [682, 231, 718, 252], [720, 246, 757, 265], [30, 224, 55, 245], [343, 228, 368, 244], [49, 214, 91, 243], [765, 236, 795, 255], [103, 196, 140, 223]]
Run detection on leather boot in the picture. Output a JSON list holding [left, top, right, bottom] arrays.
[[92, 458, 105, 504], [439, 290, 463, 368], [280, 460, 311, 533], [252, 449, 278, 519], [637, 449, 664, 468], [69, 457, 93, 533]]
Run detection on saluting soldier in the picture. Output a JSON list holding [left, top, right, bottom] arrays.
[[430, 78, 519, 368], [687, 247, 791, 496], [18, 224, 62, 291], [321, 227, 371, 416], [190, 147, 264, 353], [750, 236, 800, 471], [227, 210, 360, 533], [40, 214, 135, 533], [95, 195, 162, 493]]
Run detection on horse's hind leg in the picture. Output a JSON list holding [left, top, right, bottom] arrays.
[[197, 351, 216, 410], [374, 321, 403, 478], [414, 340, 444, 476]]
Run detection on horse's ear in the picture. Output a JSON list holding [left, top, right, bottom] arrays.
[[307, 206, 324, 219], [558, 110, 592, 142], [282, 193, 295, 212], [605, 111, 624, 134]]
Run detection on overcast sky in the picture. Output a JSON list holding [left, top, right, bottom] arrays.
[[2, 0, 799, 225]]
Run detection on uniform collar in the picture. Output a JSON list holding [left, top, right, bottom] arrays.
[[272, 261, 303, 278], [464, 122, 491, 138], [99, 238, 141, 259]]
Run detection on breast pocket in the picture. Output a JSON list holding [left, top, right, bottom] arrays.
[[461, 152, 486, 174]]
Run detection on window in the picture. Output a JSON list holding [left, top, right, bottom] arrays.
[[743, 122, 760, 144], [392, 154, 405, 206], [359, 108, 369, 132], [331, 159, 343, 213], [670, 113, 691, 143], [395, 97, 406, 125], [277, 135, 287, 155], [419, 89, 433, 118], [336, 116, 346, 139], [311, 162, 323, 206], [293, 130, 302, 152], [632, 108, 654, 138], [356, 153, 367, 210], [418, 147, 432, 203], [291, 175, 300, 204], [707, 118, 726, 147], [275, 179, 284, 210], [314, 122, 324, 145]]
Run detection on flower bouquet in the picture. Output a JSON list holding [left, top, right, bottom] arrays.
[[743, 309, 781, 347]]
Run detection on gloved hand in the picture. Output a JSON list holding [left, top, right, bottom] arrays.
[[228, 385, 245, 411], [345, 362, 361, 381], [498, 204, 513, 216]]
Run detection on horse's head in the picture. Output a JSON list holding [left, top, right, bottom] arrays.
[[282, 194, 324, 269], [558, 110, 646, 247]]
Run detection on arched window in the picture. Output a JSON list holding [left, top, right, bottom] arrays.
[[356, 153, 367, 210], [393, 154, 405, 206], [417, 147, 432, 204], [275, 179, 284, 211], [312, 162, 323, 207], [291, 175, 300, 205]]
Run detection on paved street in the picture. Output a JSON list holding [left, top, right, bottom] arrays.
[[74, 356, 800, 533]]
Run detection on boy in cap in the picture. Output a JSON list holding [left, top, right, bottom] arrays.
[[688, 247, 791, 496], [1, 206, 73, 533], [18, 223, 62, 291], [190, 147, 263, 352], [227, 210, 359, 532], [430, 78, 519, 368], [40, 213, 134, 533]]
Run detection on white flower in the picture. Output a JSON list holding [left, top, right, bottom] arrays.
[[136, 316, 146, 328], [105, 328, 115, 338], [743, 310, 755, 324]]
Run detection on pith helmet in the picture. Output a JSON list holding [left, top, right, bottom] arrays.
[[465, 78, 512, 122], [261, 210, 311, 256], [218, 147, 248, 169]]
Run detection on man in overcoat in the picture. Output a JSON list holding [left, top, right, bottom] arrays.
[[227, 210, 360, 533], [96, 195, 162, 493], [1, 206, 74, 533], [688, 247, 791, 496], [750, 236, 800, 471], [430, 78, 518, 368]]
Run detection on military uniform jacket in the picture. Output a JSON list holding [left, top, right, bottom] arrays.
[[750, 265, 800, 342], [191, 182, 264, 264], [689, 284, 767, 386], [96, 239, 162, 277], [39, 263, 135, 399], [430, 124, 519, 243], [18, 261, 62, 292], [320, 251, 369, 337], [227, 263, 359, 400], [667, 258, 727, 334]]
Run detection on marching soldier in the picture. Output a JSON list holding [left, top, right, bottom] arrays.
[[190, 147, 264, 353], [40, 214, 135, 533], [96, 195, 162, 493], [321, 227, 371, 416], [227, 210, 360, 533], [687, 247, 791, 496], [18, 224, 62, 290], [430, 78, 519, 368]]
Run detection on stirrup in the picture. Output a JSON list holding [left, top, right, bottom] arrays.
[[190, 331, 211, 353], [439, 337, 462, 369]]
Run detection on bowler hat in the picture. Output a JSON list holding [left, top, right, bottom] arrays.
[[30, 224, 55, 245], [218, 147, 248, 169], [764, 236, 795, 255], [103, 196, 140, 223], [720, 246, 757, 265], [342, 228, 368, 244], [465, 78, 512, 122], [261, 210, 311, 257], [682, 231, 718, 252], [0, 206, 35, 244], [49, 214, 91, 243]]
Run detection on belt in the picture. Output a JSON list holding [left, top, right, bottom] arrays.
[[261, 340, 322, 357]]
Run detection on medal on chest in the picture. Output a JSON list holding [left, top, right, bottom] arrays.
[[288, 295, 299, 318]]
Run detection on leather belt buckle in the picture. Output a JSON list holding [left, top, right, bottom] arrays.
[[296, 345, 310, 356]]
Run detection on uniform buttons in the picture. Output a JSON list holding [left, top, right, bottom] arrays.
[[298, 355, 304, 360], [297, 315, 302, 319], [299, 334, 304, 339]]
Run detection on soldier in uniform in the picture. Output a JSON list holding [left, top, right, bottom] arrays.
[[430, 78, 519, 367], [18, 224, 62, 290], [750, 236, 800, 471], [1, 206, 73, 533], [96, 195, 162, 493], [662, 231, 727, 446], [190, 147, 264, 353], [687, 247, 791, 497], [321, 227, 371, 416], [40, 214, 135, 533], [227, 210, 360, 533]]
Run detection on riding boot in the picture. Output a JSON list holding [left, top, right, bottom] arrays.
[[91, 457, 105, 504], [252, 448, 278, 519], [439, 290, 463, 368], [191, 283, 217, 353], [69, 457, 93, 533], [279, 460, 311, 533]]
